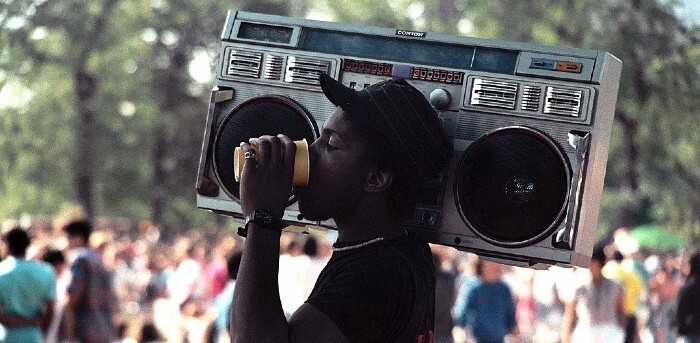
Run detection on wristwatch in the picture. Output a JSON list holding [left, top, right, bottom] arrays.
[[243, 209, 282, 233]]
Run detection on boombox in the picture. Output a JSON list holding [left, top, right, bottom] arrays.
[[196, 11, 622, 269]]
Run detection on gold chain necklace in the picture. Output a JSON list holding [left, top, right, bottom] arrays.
[[332, 237, 386, 252]]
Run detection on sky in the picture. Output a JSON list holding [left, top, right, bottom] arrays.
[[678, 0, 700, 26]]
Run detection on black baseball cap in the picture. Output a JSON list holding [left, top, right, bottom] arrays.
[[319, 73, 452, 177]]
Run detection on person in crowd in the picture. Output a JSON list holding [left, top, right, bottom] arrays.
[[676, 249, 700, 343], [168, 238, 206, 309], [563, 245, 625, 343], [41, 248, 69, 343], [63, 220, 118, 343], [0, 227, 56, 343], [231, 73, 452, 342], [211, 251, 242, 343], [603, 249, 646, 343], [453, 253, 481, 342], [647, 255, 681, 343], [431, 244, 458, 343], [463, 258, 518, 343], [302, 235, 330, 295], [278, 235, 314, 317]]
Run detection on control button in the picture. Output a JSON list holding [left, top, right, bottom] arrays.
[[429, 88, 451, 110], [555, 61, 583, 73], [530, 58, 556, 70], [420, 211, 435, 224]]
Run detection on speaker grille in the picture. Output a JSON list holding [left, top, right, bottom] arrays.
[[227, 49, 263, 78], [213, 96, 319, 199], [454, 127, 570, 246]]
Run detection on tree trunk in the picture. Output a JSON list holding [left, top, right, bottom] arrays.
[[73, 70, 97, 219], [150, 128, 166, 226], [611, 110, 641, 231]]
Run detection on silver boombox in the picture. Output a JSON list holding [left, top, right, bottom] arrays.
[[196, 11, 622, 268]]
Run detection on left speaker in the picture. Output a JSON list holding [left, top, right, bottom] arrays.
[[197, 91, 320, 214]]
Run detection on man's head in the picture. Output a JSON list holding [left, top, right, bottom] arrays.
[[475, 258, 503, 283], [3, 227, 31, 257], [62, 220, 92, 249], [589, 245, 607, 280], [688, 249, 700, 276], [42, 248, 66, 274], [295, 74, 451, 223]]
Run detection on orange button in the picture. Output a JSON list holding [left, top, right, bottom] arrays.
[[555, 61, 583, 73]]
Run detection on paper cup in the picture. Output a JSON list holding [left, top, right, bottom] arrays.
[[234, 139, 309, 187]]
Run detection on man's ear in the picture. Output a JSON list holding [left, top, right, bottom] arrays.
[[364, 167, 393, 193]]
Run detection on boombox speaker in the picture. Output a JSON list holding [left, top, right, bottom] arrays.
[[196, 11, 622, 269]]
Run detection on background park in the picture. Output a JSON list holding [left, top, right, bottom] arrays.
[[2, 1, 700, 342]]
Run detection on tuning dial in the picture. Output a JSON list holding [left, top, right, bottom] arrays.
[[429, 88, 451, 110]]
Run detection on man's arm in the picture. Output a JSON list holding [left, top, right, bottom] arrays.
[[230, 224, 289, 342], [64, 261, 86, 341], [0, 308, 41, 328], [561, 298, 577, 343], [231, 135, 348, 343], [230, 224, 349, 343], [41, 299, 55, 333], [615, 285, 627, 329]]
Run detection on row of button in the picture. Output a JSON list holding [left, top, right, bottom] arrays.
[[411, 68, 464, 84]]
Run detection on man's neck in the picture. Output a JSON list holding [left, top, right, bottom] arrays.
[[334, 199, 405, 243]]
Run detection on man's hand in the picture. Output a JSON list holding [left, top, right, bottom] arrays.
[[239, 134, 297, 220]]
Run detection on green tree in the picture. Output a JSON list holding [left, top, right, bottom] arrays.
[[1, 0, 296, 228]]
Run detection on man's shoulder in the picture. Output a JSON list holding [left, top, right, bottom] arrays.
[[0, 257, 16, 276], [30, 260, 55, 278]]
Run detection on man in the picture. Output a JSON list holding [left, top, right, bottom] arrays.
[[464, 258, 518, 343], [602, 249, 645, 343], [232, 73, 452, 342], [62, 220, 118, 343], [563, 246, 626, 343], [676, 249, 700, 343], [212, 251, 242, 343], [0, 227, 56, 342]]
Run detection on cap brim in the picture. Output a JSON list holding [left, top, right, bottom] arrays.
[[319, 73, 362, 111]]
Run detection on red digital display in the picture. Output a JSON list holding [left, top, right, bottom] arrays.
[[343, 59, 392, 76], [411, 67, 463, 84]]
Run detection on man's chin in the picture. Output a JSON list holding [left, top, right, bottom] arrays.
[[296, 203, 330, 222], [297, 209, 329, 222]]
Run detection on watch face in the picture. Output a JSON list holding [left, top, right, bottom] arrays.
[[256, 210, 274, 226], [248, 209, 276, 228]]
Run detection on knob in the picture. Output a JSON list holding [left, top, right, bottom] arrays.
[[429, 88, 451, 110]]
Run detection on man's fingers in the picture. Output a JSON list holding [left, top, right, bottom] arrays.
[[254, 137, 271, 168], [239, 141, 257, 180], [279, 135, 296, 178], [267, 135, 282, 172]]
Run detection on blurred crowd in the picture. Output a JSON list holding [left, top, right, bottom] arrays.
[[1, 217, 698, 343]]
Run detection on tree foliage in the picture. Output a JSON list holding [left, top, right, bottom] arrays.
[[1, 0, 291, 229]]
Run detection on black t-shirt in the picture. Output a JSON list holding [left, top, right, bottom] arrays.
[[677, 275, 700, 336], [305, 232, 435, 343]]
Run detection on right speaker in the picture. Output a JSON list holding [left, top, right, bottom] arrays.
[[423, 70, 621, 269]]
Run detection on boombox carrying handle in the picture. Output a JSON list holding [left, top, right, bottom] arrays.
[[196, 87, 235, 197], [554, 130, 591, 249]]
